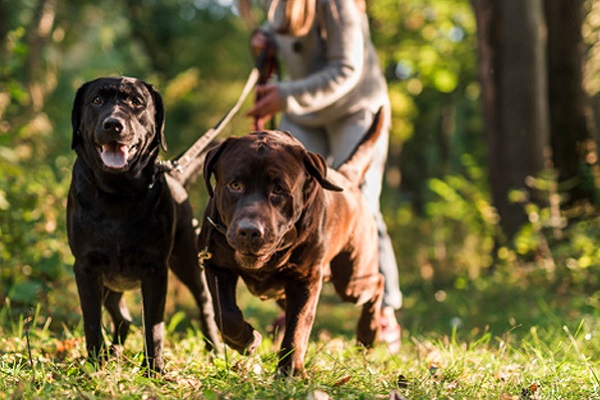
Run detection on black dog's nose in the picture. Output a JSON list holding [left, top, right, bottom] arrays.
[[102, 117, 124, 133]]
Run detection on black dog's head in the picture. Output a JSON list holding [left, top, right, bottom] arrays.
[[71, 77, 165, 173], [203, 130, 342, 270]]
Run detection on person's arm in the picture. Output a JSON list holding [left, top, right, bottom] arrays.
[[278, 0, 365, 115]]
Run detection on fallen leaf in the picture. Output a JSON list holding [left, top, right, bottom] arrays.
[[333, 375, 351, 386], [520, 382, 541, 400], [55, 338, 78, 353]]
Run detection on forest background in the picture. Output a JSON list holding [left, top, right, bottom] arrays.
[[2, 0, 600, 395]]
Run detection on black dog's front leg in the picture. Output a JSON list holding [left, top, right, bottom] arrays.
[[141, 268, 168, 374], [74, 262, 105, 364], [103, 290, 132, 354], [205, 264, 262, 354]]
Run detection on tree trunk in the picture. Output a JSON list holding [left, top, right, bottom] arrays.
[[545, 0, 596, 204], [473, 0, 550, 239]]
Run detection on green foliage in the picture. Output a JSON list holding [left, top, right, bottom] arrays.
[[425, 155, 498, 277], [0, 153, 73, 308], [510, 171, 600, 292], [387, 154, 498, 291], [372, 0, 477, 95], [370, 0, 483, 213]]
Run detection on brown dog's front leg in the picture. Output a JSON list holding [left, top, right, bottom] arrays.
[[141, 269, 168, 374], [278, 277, 323, 377], [74, 263, 105, 364], [205, 265, 262, 354]]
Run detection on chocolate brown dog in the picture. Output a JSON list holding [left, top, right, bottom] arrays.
[[68, 76, 219, 373], [199, 109, 385, 376]]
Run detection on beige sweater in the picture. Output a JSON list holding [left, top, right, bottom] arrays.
[[264, 0, 389, 127]]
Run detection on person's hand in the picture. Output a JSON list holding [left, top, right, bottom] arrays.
[[250, 30, 269, 59], [246, 84, 283, 121]]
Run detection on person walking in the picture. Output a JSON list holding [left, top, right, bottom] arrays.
[[240, 0, 402, 352]]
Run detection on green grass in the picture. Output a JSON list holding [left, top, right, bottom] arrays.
[[1, 283, 599, 399]]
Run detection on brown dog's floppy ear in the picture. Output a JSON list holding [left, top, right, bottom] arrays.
[[144, 82, 167, 152], [203, 139, 232, 197], [303, 151, 343, 192], [71, 81, 93, 150]]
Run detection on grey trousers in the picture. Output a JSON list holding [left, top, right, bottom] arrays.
[[280, 106, 402, 310]]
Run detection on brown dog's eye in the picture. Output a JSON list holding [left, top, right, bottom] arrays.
[[91, 96, 103, 105], [228, 180, 243, 192], [272, 184, 286, 195]]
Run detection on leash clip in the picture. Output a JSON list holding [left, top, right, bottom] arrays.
[[172, 159, 184, 174], [198, 247, 212, 269]]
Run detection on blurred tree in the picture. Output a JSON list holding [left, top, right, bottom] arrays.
[[472, 0, 549, 239], [545, 0, 596, 204], [472, 0, 596, 239]]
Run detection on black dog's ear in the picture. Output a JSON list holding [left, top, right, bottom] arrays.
[[203, 139, 233, 197], [303, 151, 343, 192], [71, 81, 93, 150], [144, 82, 167, 152]]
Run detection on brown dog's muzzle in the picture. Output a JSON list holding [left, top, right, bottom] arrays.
[[224, 202, 281, 269], [228, 217, 266, 253]]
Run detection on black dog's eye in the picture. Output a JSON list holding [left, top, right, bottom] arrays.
[[130, 97, 144, 107], [91, 96, 103, 105], [228, 180, 243, 192]]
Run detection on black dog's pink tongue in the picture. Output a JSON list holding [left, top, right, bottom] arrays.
[[101, 143, 129, 169]]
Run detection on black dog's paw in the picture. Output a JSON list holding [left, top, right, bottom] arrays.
[[225, 327, 263, 355], [141, 359, 164, 378], [109, 344, 124, 358], [245, 330, 262, 355]]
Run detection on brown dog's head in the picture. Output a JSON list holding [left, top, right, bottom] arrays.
[[71, 76, 165, 173], [203, 130, 342, 270]]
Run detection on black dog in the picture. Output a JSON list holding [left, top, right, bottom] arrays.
[[68, 76, 219, 373]]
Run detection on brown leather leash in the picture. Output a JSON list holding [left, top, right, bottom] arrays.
[[252, 31, 279, 131], [157, 66, 261, 176], [158, 33, 279, 176]]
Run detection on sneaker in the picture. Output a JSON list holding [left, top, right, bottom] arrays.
[[380, 307, 401, 353]]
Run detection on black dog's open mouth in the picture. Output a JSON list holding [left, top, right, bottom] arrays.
[[97, 142, 138, 170]]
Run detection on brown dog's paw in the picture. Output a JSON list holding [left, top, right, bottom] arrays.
[[275, 359, 308, 380]]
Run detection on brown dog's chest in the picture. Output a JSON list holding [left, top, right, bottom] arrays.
[[240, 271, 287, 300]]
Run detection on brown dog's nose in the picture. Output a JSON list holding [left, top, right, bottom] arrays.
[[103, 117, 124, 133], [236, 220, 264, 241]]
